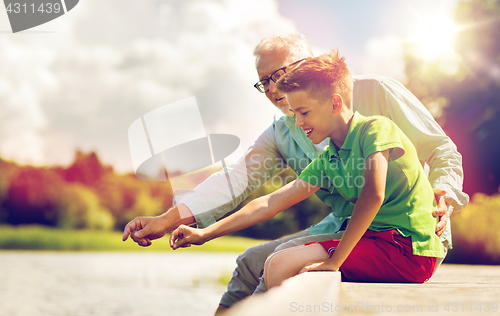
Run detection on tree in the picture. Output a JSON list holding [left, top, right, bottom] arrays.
[[65, 150, 113, 187], [2, 166, 67, 226], [404, 0, 500, 194]]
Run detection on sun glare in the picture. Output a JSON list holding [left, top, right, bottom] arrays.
[[410, 15, 460, 63]]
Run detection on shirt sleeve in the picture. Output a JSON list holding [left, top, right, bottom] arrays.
[[177, 123, 287, 228], [353, 75, 469, 212], [360, 117, 406, 161]]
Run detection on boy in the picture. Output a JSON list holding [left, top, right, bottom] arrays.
[[170, 50, 444, 286]]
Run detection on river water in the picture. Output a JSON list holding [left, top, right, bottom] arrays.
[[0, 252, 240, 316]]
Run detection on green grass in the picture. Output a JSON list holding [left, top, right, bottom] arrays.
[[0, 225, 264, 252], [444, 193, 500, 264]]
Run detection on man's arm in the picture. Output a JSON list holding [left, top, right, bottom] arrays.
[[378, 77, 466, 237], [353, 75, 469, 240], [301, 150, 388, 272], [169, 179, 319, 249], [123, 124, 288, 246], [354, 75, 469, 211]]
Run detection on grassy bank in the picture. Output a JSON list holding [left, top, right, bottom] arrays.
[[0, 225, 263, 252]]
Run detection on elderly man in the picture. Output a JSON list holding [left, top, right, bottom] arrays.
[[123, 33, 469, 314]]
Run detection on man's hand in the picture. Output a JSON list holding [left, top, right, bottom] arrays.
[[122, 204, 195, 247], [433, 189, 448, 238], [170, 224, 206, 250], [122, 215, 167, 246]]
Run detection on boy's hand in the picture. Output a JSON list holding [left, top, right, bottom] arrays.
[[299, 261, 339, 274], [432, 189, 448, 238], [170, 224, 206, 250]]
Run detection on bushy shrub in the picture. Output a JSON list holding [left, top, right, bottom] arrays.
[[445, 193, 500, 264], [58, 184, 115, 230]]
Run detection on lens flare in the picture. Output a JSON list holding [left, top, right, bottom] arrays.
[[411, 16, 460, 63]]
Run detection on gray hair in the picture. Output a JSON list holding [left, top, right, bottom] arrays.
[[253, 33, 314, 66]]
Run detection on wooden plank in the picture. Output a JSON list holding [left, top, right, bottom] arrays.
[[225, 271, 341, 316]]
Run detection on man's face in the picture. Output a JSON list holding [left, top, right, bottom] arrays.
[[286, 89, 334, 145], [256, 49, 296, 115]]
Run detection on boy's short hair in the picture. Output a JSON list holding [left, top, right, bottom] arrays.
[[253, 33, 313, 66], [276, 50, 353, 108]]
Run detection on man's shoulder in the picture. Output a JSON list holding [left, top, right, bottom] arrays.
[[353, 74, 404, 90]]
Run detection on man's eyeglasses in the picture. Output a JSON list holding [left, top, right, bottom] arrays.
[[254, 58, 307, 93], [253, 67, 286, 93]]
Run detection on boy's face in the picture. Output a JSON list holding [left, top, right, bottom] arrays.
[[285, 89, 335, 145]]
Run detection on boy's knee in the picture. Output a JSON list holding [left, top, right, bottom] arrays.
[[263, 251, 287, 287], [264, 252, 278, 273], [264, 252, 286, 273]]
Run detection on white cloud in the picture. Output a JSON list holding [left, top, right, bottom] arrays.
[[0, 37, 54, 165], [0, 0, 296, 172], [358, 35, 406, 82]]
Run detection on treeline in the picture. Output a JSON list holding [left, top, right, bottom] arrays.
[[2, 151, 500, 263], [0, 151, 331, 239], [0, 151, 173, 231]]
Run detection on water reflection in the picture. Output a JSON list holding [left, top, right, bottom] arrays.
[[0, 252, 238, 316]]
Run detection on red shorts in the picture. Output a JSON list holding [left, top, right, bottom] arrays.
[[305, 230, 436, 283]]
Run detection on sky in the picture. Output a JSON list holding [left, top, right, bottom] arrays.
[[0, 0, 461, 174]]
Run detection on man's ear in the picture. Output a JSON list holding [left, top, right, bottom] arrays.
[[332, 94, 343, 113]]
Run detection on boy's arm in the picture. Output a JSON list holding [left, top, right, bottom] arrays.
[[177, 124, 288, 227], [170, 179, 320, 249], [123, 124, 287, 246], [301, 150, 389, 272]]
